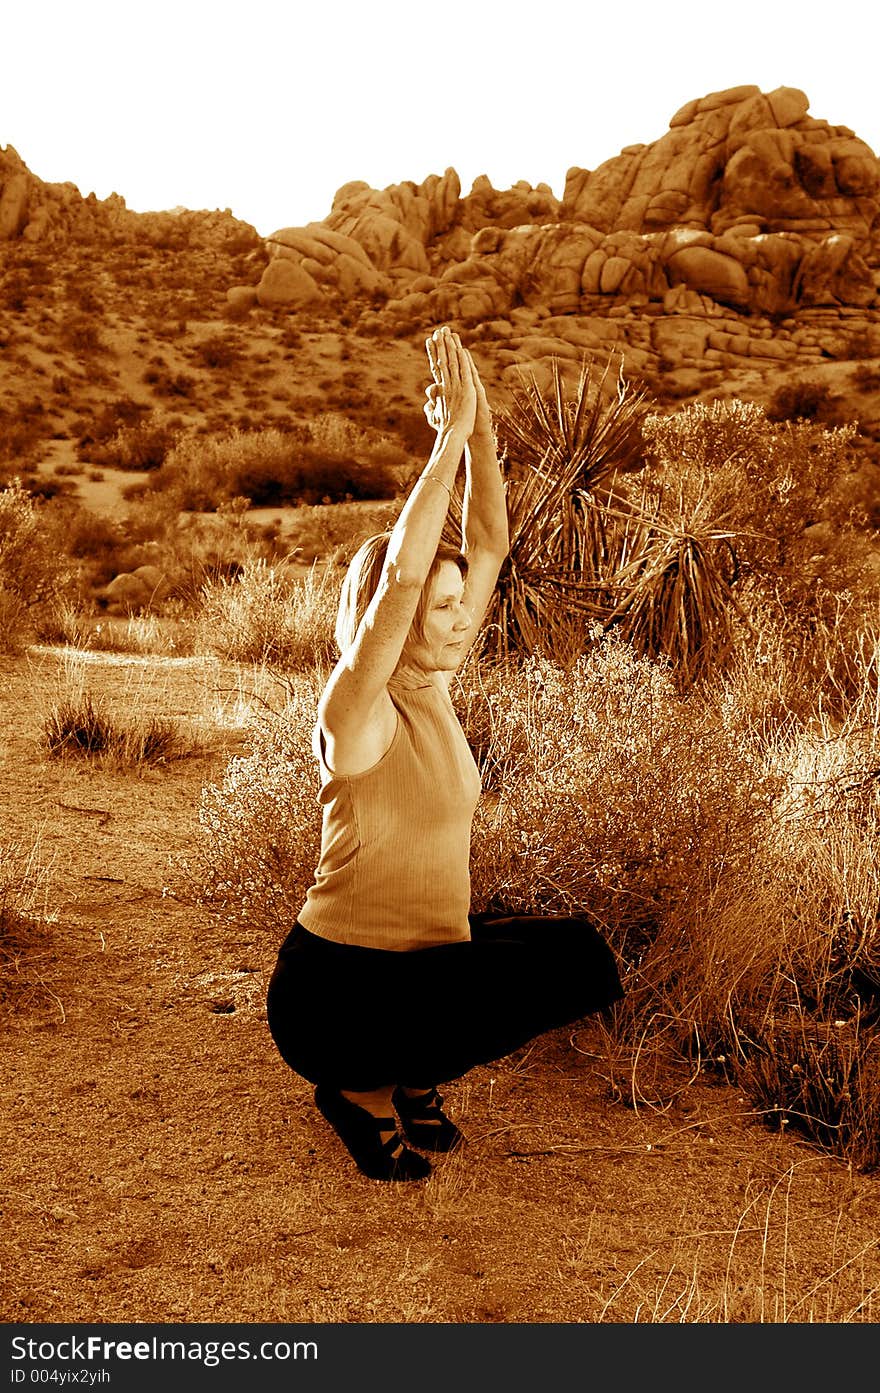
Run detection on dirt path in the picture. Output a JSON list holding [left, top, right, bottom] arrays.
[[3, 650, 880, 1324]]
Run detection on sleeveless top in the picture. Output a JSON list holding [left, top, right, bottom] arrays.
[[298, 673, 482, 951]]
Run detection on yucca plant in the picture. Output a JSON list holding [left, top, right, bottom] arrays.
[[600, 479, 751, 686], [445, 355, 652, 661], [494, 355, 651, 581], [467, 361, 763, 682]]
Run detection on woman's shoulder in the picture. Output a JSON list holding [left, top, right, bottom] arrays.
[[316, 668, 400, 777]]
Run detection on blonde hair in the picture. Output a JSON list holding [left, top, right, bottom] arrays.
[[335, 532, 467, 654]]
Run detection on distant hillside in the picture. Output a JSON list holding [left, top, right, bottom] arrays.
[[1, 85, 880, 516]]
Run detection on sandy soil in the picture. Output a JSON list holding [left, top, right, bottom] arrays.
[[2, 647, 880, 1325]]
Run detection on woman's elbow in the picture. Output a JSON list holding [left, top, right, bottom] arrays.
[[386, 563, 426, 594]]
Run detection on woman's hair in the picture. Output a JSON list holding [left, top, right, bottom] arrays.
[[335, 532, 468, 654]]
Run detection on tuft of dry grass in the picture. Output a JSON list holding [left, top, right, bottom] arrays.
[[40, 654, 216, 769], [191, 559, 339, 670], [596, 1158, 880, 1321], [0, 838, 58, 1019]]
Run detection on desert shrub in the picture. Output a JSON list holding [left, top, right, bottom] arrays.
[[765, 379, 845, 425], [459, 637, 773, 955], [641, 400, 870, 667], [153, 498, 281, 605], [191, 333, 242, 370], [142, 365, 198, 399], [673, 695, 880, 1167], [192, 560, 338, 669], [0, 589, 31, 653], [61, 315, 106, 354], [89, 415, 180, 470], [0, 481, 79, 647], [74, 397, 149, 454], [142, 419, 405, 511], [851, 363, 880, 392], [643, 399, 854, 566], [42, 500, 161, 590], [0, 407, 45, 467], [284, 500, 399, 565], [0, 272, 29, 313], [177, 681, 323, 933]]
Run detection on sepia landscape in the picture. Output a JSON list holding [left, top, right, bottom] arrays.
[[2, 82, 880, 1324]]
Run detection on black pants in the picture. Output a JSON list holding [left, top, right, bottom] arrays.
[[266, 912, 624, 1092]]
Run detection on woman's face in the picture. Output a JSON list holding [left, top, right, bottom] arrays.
[[404, 560, 472, 673]]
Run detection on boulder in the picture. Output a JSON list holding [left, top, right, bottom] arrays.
[[666, 245, 751, 307], [99, 565, 171, 615], [0, 168, 30, 239], [100, 573, 152, 615], [256, 257, 324, 308], [226, 285, 258, 311]]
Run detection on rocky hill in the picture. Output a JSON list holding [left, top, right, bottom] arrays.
[[2, 86, 880, 511], [244, 84, 880, 397]]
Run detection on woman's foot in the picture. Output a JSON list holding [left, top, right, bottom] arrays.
[[314, 1085, 431, 1181], [392, 1085, 464, 1153]]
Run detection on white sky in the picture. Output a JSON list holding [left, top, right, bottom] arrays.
[[2, 0, 878, 238]]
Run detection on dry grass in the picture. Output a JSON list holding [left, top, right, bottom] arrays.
[[54, 610, 196, 657], [0, 838, 58, 1019], [39, 652, 219, 769], [191, 559, 339, 669], [596, 1158, 880, 1321]]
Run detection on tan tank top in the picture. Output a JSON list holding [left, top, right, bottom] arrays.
[[298, 673, 481, 950]]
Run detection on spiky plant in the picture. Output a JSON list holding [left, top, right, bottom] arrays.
[[446, 355, 651, 661], [493, 354, 651, 581], [600, 480, 750, 686]]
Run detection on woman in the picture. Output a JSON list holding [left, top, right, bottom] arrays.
[[266, 326, 623, 1181]]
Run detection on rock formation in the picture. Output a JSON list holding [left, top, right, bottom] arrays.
[[0, 143, 260, 249], [249, 85, 880, 386]]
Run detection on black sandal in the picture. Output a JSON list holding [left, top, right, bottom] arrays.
[[314, 1086, 432, 1181], [392, 1086, 464, 1153]]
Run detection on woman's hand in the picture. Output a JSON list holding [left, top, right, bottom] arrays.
[[423, 326, 477, 439], [464, 345, 493, 442]]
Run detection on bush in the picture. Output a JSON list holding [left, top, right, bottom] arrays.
[[89, 416, 180, 470], [765, 379, 845, 425], [192, 560, 338, 668], [74, 397, 149, 455], [641, 399, 868, 650], [191, 333, 242, 370], [177, 682, 323, 933], [142, 419, 406, 511], [61, 315, 106, 354], [460, 639, 772, 950], [0, 481, 79, 648]]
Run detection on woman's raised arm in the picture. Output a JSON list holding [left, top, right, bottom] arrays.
[[434, 346, 509, 674], [318, 328, 476, 765]]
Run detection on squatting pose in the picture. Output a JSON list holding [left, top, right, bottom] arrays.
[[266, 326, 623, 1180]]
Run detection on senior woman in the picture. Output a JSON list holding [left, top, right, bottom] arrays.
[[266, 326, 623, 1181]]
